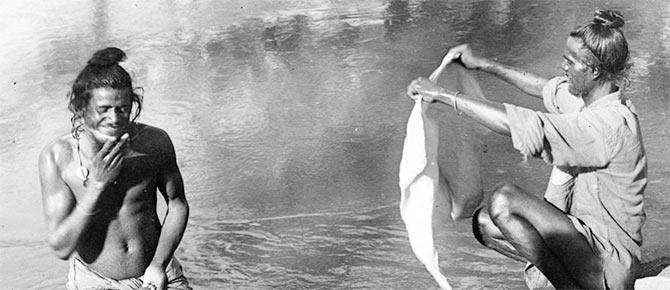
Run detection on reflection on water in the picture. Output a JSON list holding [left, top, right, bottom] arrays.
[[1, 0, 669, 289]]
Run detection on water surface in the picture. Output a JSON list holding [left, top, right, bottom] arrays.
[[1, 0, 669, 288]]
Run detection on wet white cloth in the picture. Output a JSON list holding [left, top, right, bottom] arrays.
[[399, 97, 451, 289], [399, 63, 488, 289]]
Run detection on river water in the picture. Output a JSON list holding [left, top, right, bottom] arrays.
[[1, 0, 669, 289]]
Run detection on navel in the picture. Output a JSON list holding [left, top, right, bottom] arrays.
[[121, 241, 129, 253]]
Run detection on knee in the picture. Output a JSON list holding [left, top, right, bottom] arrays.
[[472, 207, 489, 247], [472, 206, 502, 248], [488, 181, 521, 222]]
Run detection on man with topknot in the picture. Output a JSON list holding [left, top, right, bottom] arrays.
[[39, 47, 192, 290], [409, 9, 645, 289]]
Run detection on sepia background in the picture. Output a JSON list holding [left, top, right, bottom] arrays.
[[1, 0, 668, 288]]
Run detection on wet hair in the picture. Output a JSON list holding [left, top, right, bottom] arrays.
[[68, 47, 143, 138], [569, 9, 631, 86]]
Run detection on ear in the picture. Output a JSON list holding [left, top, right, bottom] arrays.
[[75, 109, 86, 121], [590, 65, 601, 80]]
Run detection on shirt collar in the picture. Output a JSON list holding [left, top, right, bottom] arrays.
[[584, 87, 627, 110]]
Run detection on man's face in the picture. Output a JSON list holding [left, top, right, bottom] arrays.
[[561, 37, 596, 97], [81, 87, 132, 143]]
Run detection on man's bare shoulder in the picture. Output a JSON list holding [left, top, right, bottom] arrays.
[[39, 133, 75, 167], [130, 123, 175, 154]]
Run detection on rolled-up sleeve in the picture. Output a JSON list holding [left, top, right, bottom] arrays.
[[505, 103, 611, 168]]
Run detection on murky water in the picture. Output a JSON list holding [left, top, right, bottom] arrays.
[[1, 0, 669, 289]]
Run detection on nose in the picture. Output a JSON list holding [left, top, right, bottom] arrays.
[[107, 107, 125, 123], [108, 109, 120, 121], [560, 59, 568, 72]]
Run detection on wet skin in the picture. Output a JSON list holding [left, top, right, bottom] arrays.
[[40, 87, 188, 280]]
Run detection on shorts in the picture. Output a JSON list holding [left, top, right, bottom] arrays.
[[524, 215, 637, 290]]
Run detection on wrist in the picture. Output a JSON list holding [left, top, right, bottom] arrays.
[[476, 57, 495, 71], [76, 204, 100, 216], [86, 180, 107, 193], [438, 90, 462, 114], [150, 258, 169, 269]]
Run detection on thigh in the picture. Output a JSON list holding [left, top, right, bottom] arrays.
[[490, 182, 604, 286]]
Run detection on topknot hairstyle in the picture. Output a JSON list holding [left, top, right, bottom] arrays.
[[593, 9, 624, 29], [569, 9, 630, 86], [68, 47, 143, 138], [88, 47, 126, 67]]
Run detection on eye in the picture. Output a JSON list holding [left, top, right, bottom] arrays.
[[96, 106, 111, 113], [563, 57, 573, 65]]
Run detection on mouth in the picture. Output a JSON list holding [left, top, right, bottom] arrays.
[[101, 124, 126, 135]]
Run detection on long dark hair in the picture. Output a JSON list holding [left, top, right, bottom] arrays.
[[68, 47, 143, 139], [569, 9, 631, 87]]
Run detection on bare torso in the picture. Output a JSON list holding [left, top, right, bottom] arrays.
[[57, 124, 168, 279]]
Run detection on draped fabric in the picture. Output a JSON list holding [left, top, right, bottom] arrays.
[[399, 62, 488, 289]]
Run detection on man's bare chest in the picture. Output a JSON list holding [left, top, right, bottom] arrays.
[[64, 149, 164, 209]]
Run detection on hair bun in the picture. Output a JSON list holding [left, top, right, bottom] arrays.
[[593, 9, 624, 29], [88, 47, 126, 66]]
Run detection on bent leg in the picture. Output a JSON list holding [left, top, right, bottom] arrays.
[[473, 207, 525, 262], [475, 182, 603, 289]]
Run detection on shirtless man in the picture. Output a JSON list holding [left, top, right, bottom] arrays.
[[39, 47, 191, 290], [408, 10, 645, 289]]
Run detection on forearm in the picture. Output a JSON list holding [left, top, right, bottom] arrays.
[[46, 188, 104, 259], [150, 198, 189, 267], [478, 58, 548, 98], [434, 91, 511, 136]]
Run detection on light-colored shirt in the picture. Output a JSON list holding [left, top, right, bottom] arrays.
[[504, 77, 647, 257], [541, 77, 583, 211]]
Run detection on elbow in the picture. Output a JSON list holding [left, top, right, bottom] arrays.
[[47, 234, 73, 260], [450, 211, 471, 221], [179, 198, 190, 215], [449, 197, 483, 221], [169, 197, 190, 218], [450, 208, 476, 221], [181, 201, 190, 219], [53, 250, 73, 260]]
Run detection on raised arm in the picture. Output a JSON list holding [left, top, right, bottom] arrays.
[[408, 77, 544, 156], [39, 136, 127, 259], [142, 130, 189, 289], [448, 44, 549, 98]]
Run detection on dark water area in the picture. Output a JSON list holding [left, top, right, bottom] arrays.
[[1, 0, 669, 289]]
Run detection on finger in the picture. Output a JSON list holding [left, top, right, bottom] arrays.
[[429, 53, 453, 82], [407, 87, 417, 99], [452, 43, 468, 52], [407, 85, 413, 96], [109, 152, 125, 169], [96, 138, 118, 159], [408, 80, 420, 92], [104, 133, 130, 162]]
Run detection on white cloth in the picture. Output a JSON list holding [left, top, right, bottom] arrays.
[[399, 63, 488, 289]]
